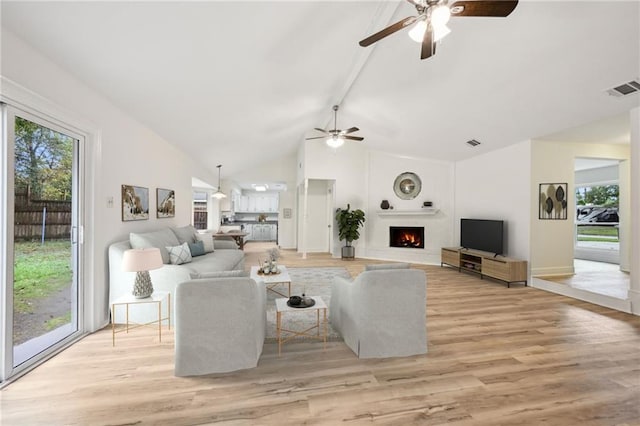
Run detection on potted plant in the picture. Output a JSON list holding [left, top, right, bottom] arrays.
[[335, 204, 366, 259]]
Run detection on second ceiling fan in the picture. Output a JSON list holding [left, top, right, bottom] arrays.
[[306, 105, 364, 148], [359, 0, 519, 60]]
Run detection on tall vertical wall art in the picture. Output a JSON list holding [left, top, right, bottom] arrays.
[[539, 183, 568, 220]]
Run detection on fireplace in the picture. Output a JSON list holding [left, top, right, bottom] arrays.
[[389, 226, 424, 249]]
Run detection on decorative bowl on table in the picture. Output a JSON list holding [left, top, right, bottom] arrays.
[[258, 267, 280, 275]]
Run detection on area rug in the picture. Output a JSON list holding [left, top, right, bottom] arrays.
[[265, 267, 351, 342]]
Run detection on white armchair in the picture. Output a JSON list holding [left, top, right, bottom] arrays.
[[330, 264, 427, 358], [174, 276, 266, 376]]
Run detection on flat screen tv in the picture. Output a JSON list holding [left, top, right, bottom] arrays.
[[460, 219, 504, 256]]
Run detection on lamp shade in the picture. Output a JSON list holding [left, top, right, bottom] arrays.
[[122, 248, 163, 272]]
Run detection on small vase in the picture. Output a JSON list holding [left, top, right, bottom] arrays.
[[380, 200, 390, 210]]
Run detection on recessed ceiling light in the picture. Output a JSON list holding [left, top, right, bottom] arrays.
[[253, 184, 268, 192]]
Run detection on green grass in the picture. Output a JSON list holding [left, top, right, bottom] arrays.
[[45, 311, 72, 331], [576, 226, 618, 236], [577, 237, 619, 242], [13, 240, 72, 313], [576, 225, 619, 243]]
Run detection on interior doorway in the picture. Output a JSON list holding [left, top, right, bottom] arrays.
[[297, 179, 335, 255], [570, 158, 629, 300]]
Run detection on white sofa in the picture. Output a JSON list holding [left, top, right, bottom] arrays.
[[108, 226, 245, 325], [330, 263, 427, 358], [174, 276, 266, 376]]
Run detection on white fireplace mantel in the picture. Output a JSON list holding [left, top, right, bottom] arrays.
[[376, 208, 439, 216]]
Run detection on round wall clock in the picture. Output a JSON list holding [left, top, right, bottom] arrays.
[[393, 172, 422, 200]]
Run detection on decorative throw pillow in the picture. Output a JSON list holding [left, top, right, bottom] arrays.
[[171, 225, 197, 244], [130, 228, 180, 264], [364, 263, 411, 271], [188, 241, 206, 257], [195, 232, 215, 253], [166, 242, 193, 265]]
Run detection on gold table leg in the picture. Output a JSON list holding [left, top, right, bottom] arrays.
[[277, 311, 282, 356]]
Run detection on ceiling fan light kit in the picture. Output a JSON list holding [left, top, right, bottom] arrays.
[[360, 0, 518, 60], [326, 136, 345, 148], [306, 104, 364, 148]]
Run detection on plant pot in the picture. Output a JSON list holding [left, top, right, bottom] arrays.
[[341, 246, 355, 259]]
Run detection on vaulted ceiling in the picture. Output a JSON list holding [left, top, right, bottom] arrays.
[[2, 1, 639, 181]]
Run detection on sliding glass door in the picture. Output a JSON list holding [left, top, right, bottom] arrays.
[[1, 104, 84, 382]]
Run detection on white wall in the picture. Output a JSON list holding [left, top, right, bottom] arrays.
[[629, 107, 640, 314], [302, 140, 368, 257], [365, 150, 455, 264], [1, 29, 216, 330], [298, 142, 456, 263], [530, 141, 630, 276], [455, 141, 532, 262]]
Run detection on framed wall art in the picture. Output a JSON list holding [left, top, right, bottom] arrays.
[[539, 183, 568, 220], [156, 188, 175, 218], [122, 185, 150, 221]]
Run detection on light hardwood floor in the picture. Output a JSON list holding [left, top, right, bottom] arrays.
[[1, 243, 639, 425]]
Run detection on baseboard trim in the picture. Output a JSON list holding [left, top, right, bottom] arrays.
[[531, 266, 575, 277], [531, 277, 633, 314]]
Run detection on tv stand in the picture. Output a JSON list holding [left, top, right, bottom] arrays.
[[441, 247, 528, 287]]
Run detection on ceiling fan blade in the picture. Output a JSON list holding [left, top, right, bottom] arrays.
[[313, 127, 329, 134], [420, 23, 435, 60], [344, 136, 364, 141], [359, 16, 417, 47], [340, 127, 360, 134], [450, 0, 518, 17], [305, 136, 328, 140]]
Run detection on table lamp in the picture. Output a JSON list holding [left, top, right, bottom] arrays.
[[122, 248, 163, 298]]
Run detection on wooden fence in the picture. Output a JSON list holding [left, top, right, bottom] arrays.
[[194, 211, 208, 230], [14, 187, 71, 240]]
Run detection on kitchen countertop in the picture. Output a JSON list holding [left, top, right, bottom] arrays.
[[229, 220, 278, 225]]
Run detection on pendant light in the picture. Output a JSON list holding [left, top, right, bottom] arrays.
[[212, 164, 226, 200]]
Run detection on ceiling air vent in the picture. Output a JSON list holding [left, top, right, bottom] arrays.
[[466, 139, 481, 147], [606, 79, 640, 97]]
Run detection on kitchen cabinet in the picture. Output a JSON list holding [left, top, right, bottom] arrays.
[[236, 194, 279, 213], [250, 224, 277, 241], [248, 197, 256, 212], [268, 196, 278, 212], [238, 196, 249, 212]]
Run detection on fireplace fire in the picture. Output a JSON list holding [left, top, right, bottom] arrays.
[[389, 226, 424, 249]]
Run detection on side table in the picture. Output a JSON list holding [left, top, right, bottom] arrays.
[[275, 296, 327, 355], [251, 265, 292, 298], [111, 291, 170, 346]]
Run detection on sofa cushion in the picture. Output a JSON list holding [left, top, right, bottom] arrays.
[[198, 270, 249, 278], [213, 239, 239, 250], [172, 225, 197, 244], [364, 263, 411, 271], [130, 228, 180, 264], [188, 241, 206, 257], [167, 242, 193, 265], [183, 250, 245, 278], [195, 232, 215, 253]]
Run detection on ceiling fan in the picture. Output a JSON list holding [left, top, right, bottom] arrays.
[[306, 105, 364, 148], [359, 0, 518, 60]]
